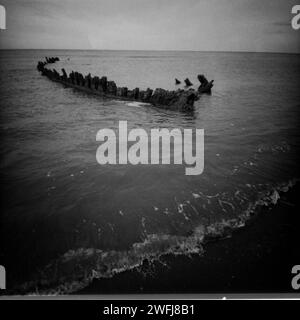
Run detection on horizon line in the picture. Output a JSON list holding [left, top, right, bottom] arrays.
[[0, 48, 299, 54]]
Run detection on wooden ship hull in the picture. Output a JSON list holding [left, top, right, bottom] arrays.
[[37, 57, 213, 112]]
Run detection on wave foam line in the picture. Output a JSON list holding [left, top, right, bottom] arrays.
[[17, 178, 298, 295]]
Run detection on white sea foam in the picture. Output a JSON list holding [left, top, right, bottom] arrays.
[[126, 101, 151, 108], [17, 178, 298, 295]]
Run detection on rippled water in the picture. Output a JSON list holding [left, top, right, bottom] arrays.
[[0, 50, 299, 293]]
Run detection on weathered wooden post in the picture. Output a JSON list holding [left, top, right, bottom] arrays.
[[184, 78, 193, 86]]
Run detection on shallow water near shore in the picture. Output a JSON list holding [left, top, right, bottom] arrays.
[[0, 50, 300, 294]]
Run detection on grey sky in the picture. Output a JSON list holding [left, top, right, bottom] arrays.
[[0, 0, 299, 52]]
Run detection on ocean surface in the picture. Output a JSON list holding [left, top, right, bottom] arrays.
[[0, 50, 299, 294]]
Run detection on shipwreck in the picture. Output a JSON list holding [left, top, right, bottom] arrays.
[[37, 57, 213, 112]]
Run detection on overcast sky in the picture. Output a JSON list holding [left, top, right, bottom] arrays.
[[0, 0, 299, 52]]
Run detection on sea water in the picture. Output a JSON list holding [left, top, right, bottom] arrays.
[[0, 50, 299, 293]]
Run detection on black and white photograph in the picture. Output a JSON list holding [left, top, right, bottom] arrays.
[[0, 0, 300, 301]]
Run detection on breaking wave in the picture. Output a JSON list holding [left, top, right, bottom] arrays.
[[16, 178, 298, 295]]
